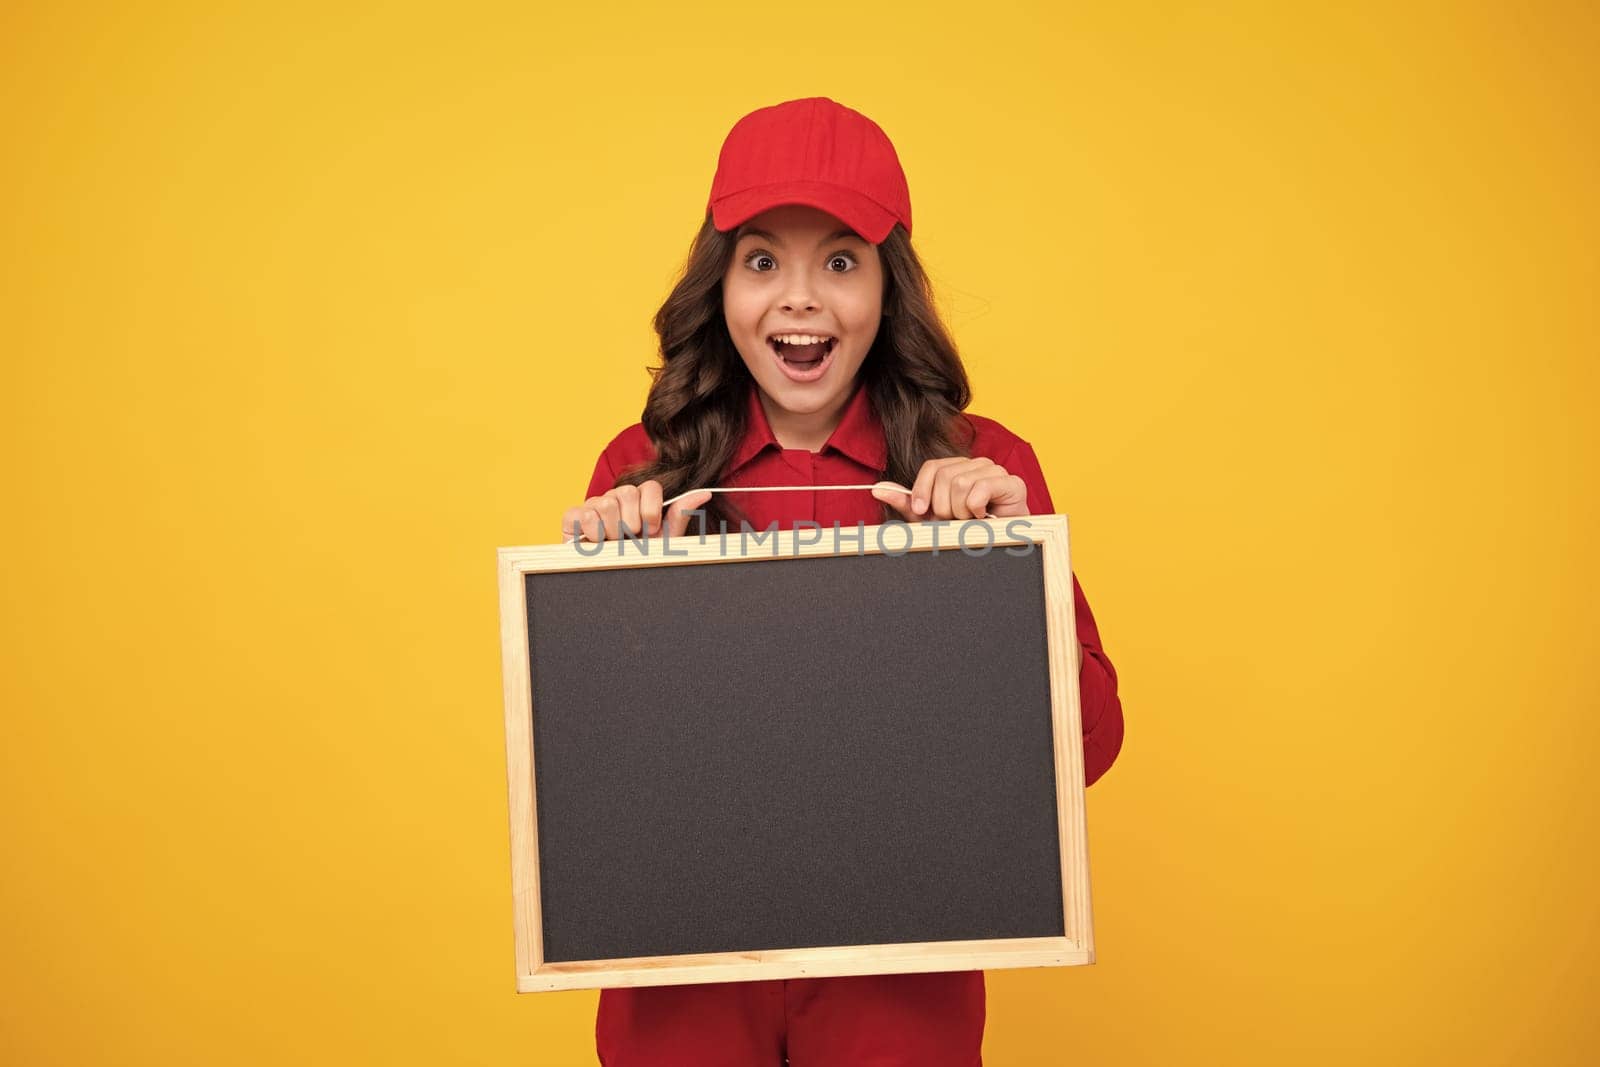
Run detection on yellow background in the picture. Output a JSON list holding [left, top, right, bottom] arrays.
[[4, 2, 1596, 1063]]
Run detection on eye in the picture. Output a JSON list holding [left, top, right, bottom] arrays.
[[826, 253, 858, 272], [744, 251, 777, 272]]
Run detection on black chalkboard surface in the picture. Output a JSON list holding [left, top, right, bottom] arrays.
[[498, 517, 1093, 992]]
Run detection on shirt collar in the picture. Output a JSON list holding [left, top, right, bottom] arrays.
[[726, 380, 780, 475], [727, 377, 888, 477], [821, 378, 889, 472]]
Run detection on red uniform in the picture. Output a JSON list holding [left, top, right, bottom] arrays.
[[582, 378, 1125, 1066]]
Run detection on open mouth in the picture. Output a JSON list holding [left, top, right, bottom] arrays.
[[767, 332, 837, 382]]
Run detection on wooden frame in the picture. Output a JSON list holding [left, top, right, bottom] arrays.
[[497, 515, 1093, 992]]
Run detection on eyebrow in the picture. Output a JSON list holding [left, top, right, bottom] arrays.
[[737, 227, 864, 246]]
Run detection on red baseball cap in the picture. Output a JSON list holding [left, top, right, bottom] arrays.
[[707, 97, 912, 244]]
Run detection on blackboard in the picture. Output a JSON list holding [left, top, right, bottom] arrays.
[[498, 516, 1092, 992]]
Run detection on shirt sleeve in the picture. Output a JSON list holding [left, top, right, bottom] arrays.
[[584, 448, 618, 500], [1002, 439, 1126, 787]]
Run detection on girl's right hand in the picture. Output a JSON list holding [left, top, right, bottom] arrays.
[[560, 481, 714, 544]]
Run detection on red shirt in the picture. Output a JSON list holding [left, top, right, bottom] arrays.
[[584, 377, 1125, 787]]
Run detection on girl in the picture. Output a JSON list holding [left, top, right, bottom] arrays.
[[560, 96, 1124, 1067]]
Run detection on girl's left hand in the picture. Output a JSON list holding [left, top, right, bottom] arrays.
[[870, 457, 1031, 521]]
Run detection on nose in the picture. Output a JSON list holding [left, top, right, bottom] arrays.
[[779, 270, 820, 314]]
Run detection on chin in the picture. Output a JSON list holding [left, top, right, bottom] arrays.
[[774, 392, 835, 415]]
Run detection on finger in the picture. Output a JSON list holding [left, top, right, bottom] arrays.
[[592, 495, 621, 541], [910, 458, 963, 517], [965, 477, 1000, 520], [986, 473, 1031, 517], [935, 459, 991, 520], [560, 506, 586, 543], [638, 480, 665, 537], [964, 472, 1021, 519], [946, 468, 973, 520], [869, 485, 917, 521], [614, 485, 643, 540], [575, 499, 605, 543], [665, 489, 714, 538]]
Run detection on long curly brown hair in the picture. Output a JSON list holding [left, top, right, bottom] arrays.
[[613, 213, 976, 532]]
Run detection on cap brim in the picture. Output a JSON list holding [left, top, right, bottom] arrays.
[[710, 180, 899, 244]]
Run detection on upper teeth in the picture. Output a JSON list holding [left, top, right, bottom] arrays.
[[773, 334, 831, 345]]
